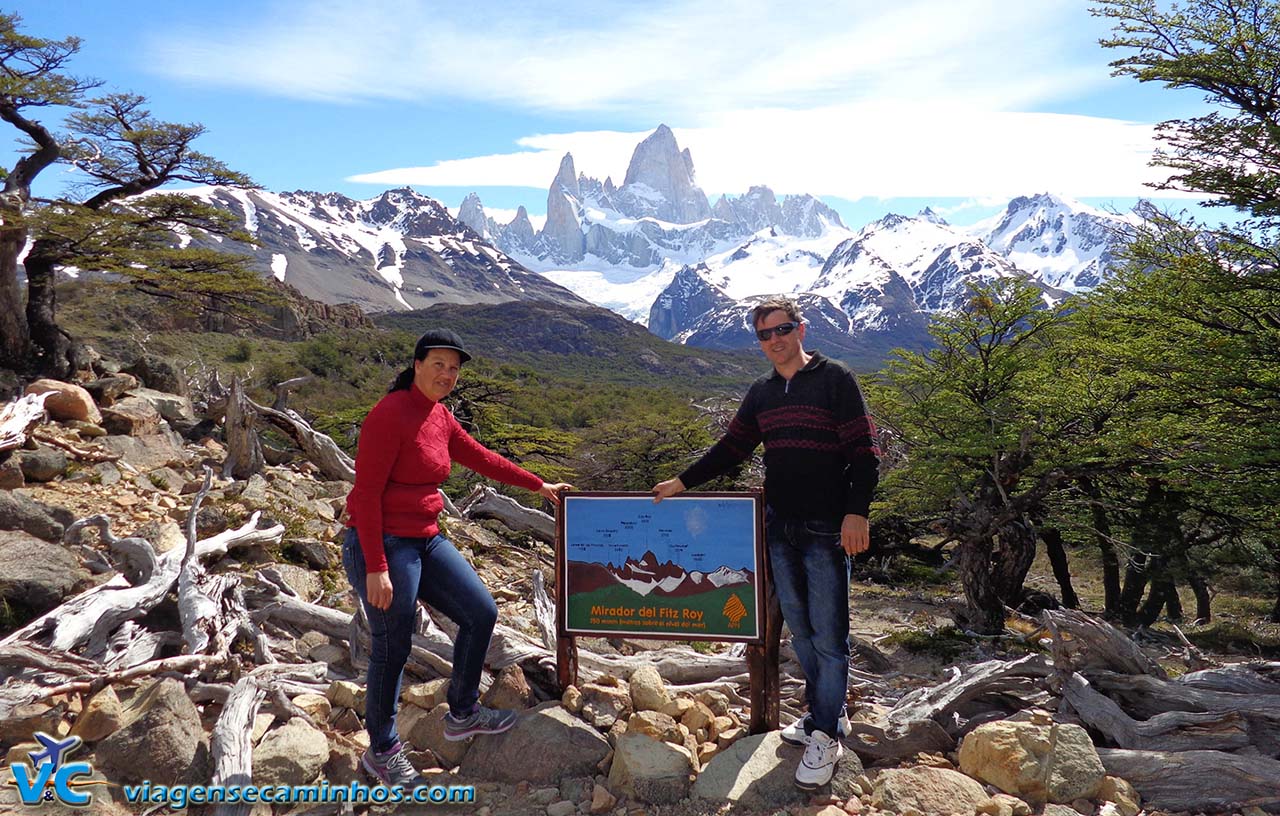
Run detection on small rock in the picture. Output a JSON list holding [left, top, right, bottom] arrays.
[[562, 685, 584, 714], [547, 801, 577, 816], [70, 686, 124, 743], [629, 665, 671, 713], [590, 783, 617, 814], [532, 787, 560, 805], [405, 678, 451, 710], [327, 681, 365, 715], [292, 693, 332, 721]]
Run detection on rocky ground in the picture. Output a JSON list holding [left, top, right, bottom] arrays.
[[2, 358, 1277, 816]]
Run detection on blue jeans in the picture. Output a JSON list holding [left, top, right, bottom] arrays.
[[342, 528, 498, 754], [766, 513, 851, 739]]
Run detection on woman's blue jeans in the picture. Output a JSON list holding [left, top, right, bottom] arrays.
[[766, 513, 851, 740], [341, 528, 498, 754]]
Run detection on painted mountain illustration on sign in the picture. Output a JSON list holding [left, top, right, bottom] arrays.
[[567, 550, 754, 599]]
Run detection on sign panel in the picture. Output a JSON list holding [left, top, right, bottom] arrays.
[[560, 492, 762, 642]]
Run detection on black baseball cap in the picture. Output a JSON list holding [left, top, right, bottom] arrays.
[[414, 328, 472, 364]]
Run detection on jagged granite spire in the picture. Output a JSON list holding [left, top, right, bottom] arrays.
[[542, 153, 585, 262], [457, 192, 488, 238], [617, 125, 711, 224]]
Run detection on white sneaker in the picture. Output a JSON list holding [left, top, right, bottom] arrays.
[[779, 714, 849, 746], [795, 729, 843, 790]]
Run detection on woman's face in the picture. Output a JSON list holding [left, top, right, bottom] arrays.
[[413, 348, 462, 402]]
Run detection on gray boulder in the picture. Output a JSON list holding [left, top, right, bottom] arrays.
[[608, 732, 693, 805], [693, 731, 866, 807], [96, 678, 203, 785], [0, 490, 69, 541], [97, 429, 187, 471], [460, 701, 610, 783], [126, 387, 196, 424], [123, 354, 188, 397], [253, 719, 330, 785], [100, 395, 162, 437], [18, 446, 67, 482], [0, 529, 87, 614]]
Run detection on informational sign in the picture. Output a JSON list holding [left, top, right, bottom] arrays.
[[559, 492, 763, 642]]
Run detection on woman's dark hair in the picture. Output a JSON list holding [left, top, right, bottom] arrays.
[[388, 365, 417, 393]]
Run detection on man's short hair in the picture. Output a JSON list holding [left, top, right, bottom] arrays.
[[750, 296, 802, 328]]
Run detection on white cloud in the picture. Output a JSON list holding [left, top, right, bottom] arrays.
[[149, 0, 1104, 115], [347, 106, 1185, 201]]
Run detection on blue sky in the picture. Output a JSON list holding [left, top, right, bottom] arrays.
[[8, 1, 1214, 229]]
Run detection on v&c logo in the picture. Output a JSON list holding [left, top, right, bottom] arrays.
[[5, 732, 105, 807]]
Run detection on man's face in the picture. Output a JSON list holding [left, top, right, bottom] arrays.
[[754, 309, 805, 369]]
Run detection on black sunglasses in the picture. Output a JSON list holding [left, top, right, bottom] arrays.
[[756, 321, 799, 341]]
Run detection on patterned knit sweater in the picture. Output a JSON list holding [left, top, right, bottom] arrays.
[[679, 352, 880, 520]]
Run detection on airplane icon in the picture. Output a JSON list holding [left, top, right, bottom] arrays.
[[27, 733, 82, 770]]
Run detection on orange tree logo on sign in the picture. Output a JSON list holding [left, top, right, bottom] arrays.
[[723, 593, 748, 628]]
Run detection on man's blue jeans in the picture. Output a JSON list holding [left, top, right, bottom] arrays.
[[342, 528, 498, 754], [766, 513, 851, 739]]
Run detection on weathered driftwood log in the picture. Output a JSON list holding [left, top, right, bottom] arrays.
[[32, 654, 227, 702], [223, 377, 264, 480], [0, 391, 50, 452], [459, 484, 554, 544], [210, 663, 326, 816], [0, 642, 100, 676], [270, 376, 313, 412], [102, 622, 180, 671], [1085, 669, 1280, 719], [1178, 664, 1280, 695], [179, 468, 230, 654], [887, 655, 1052, 735], [844, 719, 956, 761], [1097, 748, 1280, 813], [1063, 672, 1252, 751], [64, 515, 158, 585], [532, 569, 556, 651], [247, 398, 354, 483], [1042, 608, 1166, 679], [212, 675, 269, 816], [2, 512, 284, 654], [32, 428, 120, 462], [246, 580, 453, 680]]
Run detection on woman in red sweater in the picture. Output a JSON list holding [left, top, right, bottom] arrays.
[[343, 329, 571, 789]]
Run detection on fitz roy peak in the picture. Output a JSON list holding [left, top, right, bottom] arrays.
[[467, 124, 847, 271]]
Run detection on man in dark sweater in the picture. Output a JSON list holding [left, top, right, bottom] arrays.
[[652, 296, 879, 789]]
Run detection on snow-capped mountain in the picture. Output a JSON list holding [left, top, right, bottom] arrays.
[[455, 125, 1139, 361], [971, 193, 1138, 292], [173, 186, 588, 313]]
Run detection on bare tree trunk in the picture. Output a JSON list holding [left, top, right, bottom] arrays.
[[956, 537, 1006, 635], [23, 244, 71, 379], [1079, 476, 1121, 614], [0, 219, 29, 371], [1188, 572, 1212, 623], [1041, 525, 1079, 608], [1119, 553, 1151, 626], [992, 516, 1037, 605]]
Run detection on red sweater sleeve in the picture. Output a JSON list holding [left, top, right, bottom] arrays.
[[447, 413, 545, 492], [348, 397, 400, 572]]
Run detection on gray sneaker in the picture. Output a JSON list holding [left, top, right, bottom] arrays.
[[443, 705, 517, 740], [362, 742, 426, 788]]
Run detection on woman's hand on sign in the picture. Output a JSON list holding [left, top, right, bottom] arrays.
[[538, 482, 573, 505]]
